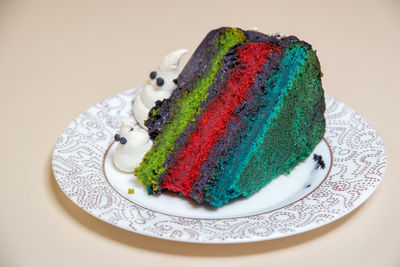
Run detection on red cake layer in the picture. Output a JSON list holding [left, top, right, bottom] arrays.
[[161, 42, 281, 195]]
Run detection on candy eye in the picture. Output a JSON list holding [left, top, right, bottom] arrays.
[[149, 71, 157, 79], [120, 137, 127, 145], [114, 134, 121, 141], [156, 77, 164, 86]]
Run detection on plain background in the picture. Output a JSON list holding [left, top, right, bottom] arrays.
[[1, 0, 399, 266]]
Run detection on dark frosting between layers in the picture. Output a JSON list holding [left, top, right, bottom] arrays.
[[193, 34, 314, 202], [155, 44, 241, 189], [192, 36, 286, 201], [145, 28, 228, 141]]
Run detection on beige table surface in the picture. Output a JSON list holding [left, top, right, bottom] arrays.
[[1, 0, 399, 266]]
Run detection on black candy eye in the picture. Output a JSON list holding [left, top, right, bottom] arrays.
[[150, 71, 157, 79], [114, 134, 120, 141], [120, 137, 127, 145], [156, 77, 164, 86]]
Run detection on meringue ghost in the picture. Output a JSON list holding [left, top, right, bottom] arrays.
[[112, 121, 153, 173], [132, 49, 188, 128]]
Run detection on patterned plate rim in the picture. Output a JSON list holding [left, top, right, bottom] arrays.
[[52, 88, 386, 243]]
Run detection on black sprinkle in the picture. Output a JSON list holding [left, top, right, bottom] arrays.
[[120, 137, 127, 145], [156, 77, 164, 86], [306, 184, 311, 188], [114, 134, 120, 141], [150, 71, 156, 79], [313, 154, 325, 169], [172, 78, 177, 85]]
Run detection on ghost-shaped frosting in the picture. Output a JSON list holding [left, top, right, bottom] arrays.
[[132, 49, 188, 129], [112, 121, 153, 172]]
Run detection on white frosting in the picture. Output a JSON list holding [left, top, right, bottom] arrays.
[[132, 49, 188, 128], [112, 121, 153, 173]]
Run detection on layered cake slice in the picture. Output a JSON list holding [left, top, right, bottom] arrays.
[[134, 27, 326, 207]]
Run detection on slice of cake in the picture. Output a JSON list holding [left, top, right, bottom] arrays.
[[134, 27, 326, 207]]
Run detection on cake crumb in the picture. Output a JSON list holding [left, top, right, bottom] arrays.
[[313, 154, 325, 170]]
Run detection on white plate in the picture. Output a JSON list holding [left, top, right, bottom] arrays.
[[52, 88, 386, 243]]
